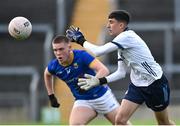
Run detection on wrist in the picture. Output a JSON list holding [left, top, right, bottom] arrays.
[[78, 37, 86, 46], [99, 77, 107, 85], [48, 94, 55, 100]]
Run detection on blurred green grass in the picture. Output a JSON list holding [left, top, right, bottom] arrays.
[[6, 118, 179, 125], [88, 117, 180, 125]]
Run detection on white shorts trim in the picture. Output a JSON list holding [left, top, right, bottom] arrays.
[[73, 88, 119, 114]]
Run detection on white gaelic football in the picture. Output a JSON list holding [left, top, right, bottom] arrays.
[[8, 16, 32, 40]]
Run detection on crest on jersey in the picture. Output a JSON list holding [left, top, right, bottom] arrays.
[[73, 63, 78, 69]]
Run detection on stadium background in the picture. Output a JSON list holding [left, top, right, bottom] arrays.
[[0, 0, 180, 125]]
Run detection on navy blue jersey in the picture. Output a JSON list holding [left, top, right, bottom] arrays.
[[48, 50, 108, 100]]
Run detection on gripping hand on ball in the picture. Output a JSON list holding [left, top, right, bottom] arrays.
[[48, 94, 60, 108], [77, 74, 100, 90], [66, 26, 86, 46]]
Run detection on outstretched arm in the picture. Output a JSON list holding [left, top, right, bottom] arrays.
[[78, 53, 127, 90], [89, 58, 110, 78], [66, 26, 118, 56], [106, 61, 127, 84], [83, 41, 118, 57], [79, 58, 110, 90]]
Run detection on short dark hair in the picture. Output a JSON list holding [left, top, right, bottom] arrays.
[[52, 35, 69, 44], [108, 10, 130, 24]]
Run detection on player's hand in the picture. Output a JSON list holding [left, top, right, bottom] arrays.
[[48, 94, 60, 108], [78, 74, 100, 90], [66, 26, 86, 46]]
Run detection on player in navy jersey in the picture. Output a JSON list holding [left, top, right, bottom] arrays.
[[44, 35, 120, 125], [66, 10, 175, 125]]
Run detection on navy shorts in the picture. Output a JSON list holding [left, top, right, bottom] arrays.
[[124, 74, 170, 112]]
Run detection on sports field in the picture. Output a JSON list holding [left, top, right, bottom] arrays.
[[88, 117, 180, 125], [88, 105, 180, 125], [36, 105, 179, 125], [42, 105, 180, 125]]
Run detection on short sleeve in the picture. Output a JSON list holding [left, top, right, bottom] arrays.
[[47, 60, 57, 75], [81, 51, 95, 66]]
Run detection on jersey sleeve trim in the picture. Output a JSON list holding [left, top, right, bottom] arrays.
[[118, 58, 123, 61], [111, 41, 124, 50]]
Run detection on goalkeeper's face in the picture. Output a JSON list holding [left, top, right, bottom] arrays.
[[106, 18, 126, 36], [52, 42, 72, 64]]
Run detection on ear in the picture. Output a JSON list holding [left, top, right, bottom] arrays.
[[68, 44, 72, 51], [119, 22, 124, 28], [120, 22, 127, 32]]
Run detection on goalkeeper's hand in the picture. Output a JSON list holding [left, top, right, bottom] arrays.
[[66, 26, 86, 46], [48, 94, 60, 108], [77, 74, 100, 90]]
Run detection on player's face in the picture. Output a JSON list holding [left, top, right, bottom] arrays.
[[106, 18, 125, 36], [52, 42, 71, 64]]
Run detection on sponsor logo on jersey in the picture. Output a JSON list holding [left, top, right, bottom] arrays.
[[57, 71, 63, 75], [65, 68, 71, 74]]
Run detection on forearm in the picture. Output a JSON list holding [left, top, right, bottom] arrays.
[[83, 41, 118, 57], [44, 77, 54, 95], [95, 65, 109, 78], [98, 70, 126, 85], [106, 70, 126, 83], [89, 59, 109, 78], [44, 69, 54, 95], [99, 60, 127, 84]]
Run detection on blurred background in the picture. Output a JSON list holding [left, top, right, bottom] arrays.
[[0, 0, 179, 125]]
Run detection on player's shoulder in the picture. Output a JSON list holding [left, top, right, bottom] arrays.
[[73, 49, 89, 56], [113, 30, 140, 45], [73, 49, 86, 53], [49, 58, 58, 64], [117, 30, 135, 38], [47, 58, 60, 73], [48, 58, 59, 67], [73, 49, 94, 63]]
